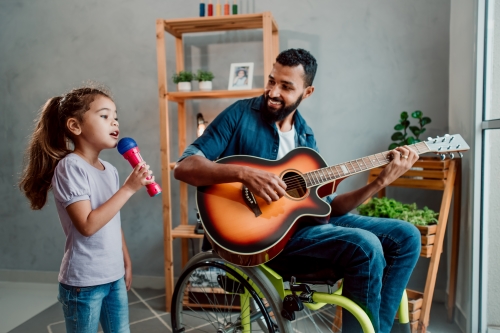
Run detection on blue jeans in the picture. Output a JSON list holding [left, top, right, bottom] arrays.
[[57, 277, 130, 333], [270, 213, 421, 333]]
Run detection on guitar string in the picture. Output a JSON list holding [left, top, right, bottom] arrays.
[[281, 156, 392, 190], [278, 143, 429, 188], [267, 143, 430, 192]]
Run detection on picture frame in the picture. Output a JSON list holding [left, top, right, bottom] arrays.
[[228, 62, 254, 90]]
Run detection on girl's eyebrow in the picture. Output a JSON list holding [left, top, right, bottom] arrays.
[[96, 108, 117, 113]]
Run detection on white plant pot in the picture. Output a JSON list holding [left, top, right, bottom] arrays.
[[199, 81, 213, 91], [177, 82, 192, 92]]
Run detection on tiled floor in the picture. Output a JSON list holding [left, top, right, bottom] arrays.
[[1, 281, 463, 333]]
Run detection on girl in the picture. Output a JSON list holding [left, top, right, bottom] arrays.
[[19, 86, 154, 333]]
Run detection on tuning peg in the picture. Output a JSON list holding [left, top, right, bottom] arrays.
[[449, 136, 454, 143], [458, 152, 463, 158], [440, 154, 446, 161], [456, 144, 461, 149], [449, 153, 455, 159], [441, 137, 446, 142], [444, 134, 450, 137], [427, 137, 433, 141], [447, 145, 451, 150]]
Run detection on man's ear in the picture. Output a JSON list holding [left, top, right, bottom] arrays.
[[302, 85, 315, 100], [66, 118, 82, 136]]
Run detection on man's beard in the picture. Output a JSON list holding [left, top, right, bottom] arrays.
[[262, 93, 303, 123]]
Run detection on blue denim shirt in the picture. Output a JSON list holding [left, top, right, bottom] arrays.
[[179, 95, 318, 161]]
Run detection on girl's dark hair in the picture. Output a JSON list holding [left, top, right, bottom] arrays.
[[19, 86, 112, 210], [275, 48, 317, 87]]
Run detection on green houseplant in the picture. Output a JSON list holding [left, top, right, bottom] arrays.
[[357, 197, 438, 226], [172, 71, 194, 92], [389, 111, 432, 150], [194, 70, 214, 91]]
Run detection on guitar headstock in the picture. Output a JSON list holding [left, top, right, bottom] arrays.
[[423, 134, 470, 160]]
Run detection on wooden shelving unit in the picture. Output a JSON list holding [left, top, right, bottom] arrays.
[[155, 12, 279, 312]]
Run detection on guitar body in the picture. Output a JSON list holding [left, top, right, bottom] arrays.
[[196, 147, 335, 266]]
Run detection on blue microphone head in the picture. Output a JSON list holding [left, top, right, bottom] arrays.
[[117, 137, 137, 155]]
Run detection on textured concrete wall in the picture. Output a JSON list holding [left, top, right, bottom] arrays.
[[0, 0, 450, 296]]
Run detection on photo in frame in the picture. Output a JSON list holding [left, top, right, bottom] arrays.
[[228, 62, 254, 90]]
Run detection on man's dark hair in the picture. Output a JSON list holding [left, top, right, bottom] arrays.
[[275, 48, 317, 87]]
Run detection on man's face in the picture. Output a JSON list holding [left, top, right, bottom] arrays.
[[263, 63, 314, 122]]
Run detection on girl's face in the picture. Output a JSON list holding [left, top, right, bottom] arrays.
[[77, 95, 120, 150]]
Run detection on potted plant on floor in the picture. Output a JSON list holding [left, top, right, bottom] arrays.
[[195, 69, 214, 91], [173, 71, 194, 92]]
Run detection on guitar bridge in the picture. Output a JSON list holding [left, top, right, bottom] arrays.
[[242, 186, 262, 217]]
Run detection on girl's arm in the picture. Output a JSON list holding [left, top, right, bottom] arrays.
[[66, 162, 153, 237], [122, 229, 132, 291]]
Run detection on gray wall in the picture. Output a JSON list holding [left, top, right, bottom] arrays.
[[1, 0, 452, 306]]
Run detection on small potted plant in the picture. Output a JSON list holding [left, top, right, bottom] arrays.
[[389, 110, 432, 150], [195, 69, 214, 91], [172, 71, 194, 92]]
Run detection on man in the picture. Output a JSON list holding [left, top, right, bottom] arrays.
[[174, 48, 421, 333]]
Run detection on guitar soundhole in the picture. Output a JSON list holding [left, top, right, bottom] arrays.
[[282, 171, 308, 199]]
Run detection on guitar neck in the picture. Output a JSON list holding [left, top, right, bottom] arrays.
[[303, 142, 430, 188]]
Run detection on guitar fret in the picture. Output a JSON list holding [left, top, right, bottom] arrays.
[[305, 172, 313, 186], [335, 164, 344, 177], [349, 161, 358, 173]]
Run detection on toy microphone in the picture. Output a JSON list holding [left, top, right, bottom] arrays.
[[117, 137, 162, 197]]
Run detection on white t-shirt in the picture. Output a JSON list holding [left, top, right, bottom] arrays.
[[52, 153, 124, 287], [276, 124, 296, 160]]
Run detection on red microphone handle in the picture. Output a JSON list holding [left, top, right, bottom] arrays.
[[122, 147, 162, 197]]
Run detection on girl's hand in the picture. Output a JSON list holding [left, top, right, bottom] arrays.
[[124, 260, 132, 291], [123, 162, 155, 193]]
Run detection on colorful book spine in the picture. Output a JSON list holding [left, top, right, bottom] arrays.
[[207, 0, 213, 16], [216, 0, 221, 16], [232, 0, 238, 14], [199, 0, 205, 17]]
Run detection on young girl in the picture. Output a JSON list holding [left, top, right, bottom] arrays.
[[19, 86, 154, 333]]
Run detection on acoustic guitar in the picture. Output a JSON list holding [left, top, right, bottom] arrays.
[[196, 135, 469, 266]]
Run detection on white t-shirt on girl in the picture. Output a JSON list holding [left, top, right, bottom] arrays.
[[52, 153, 124, 287], [276, 124, 296, 160]]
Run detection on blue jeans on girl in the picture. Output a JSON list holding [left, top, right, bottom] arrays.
[[269, 213, 421, 333], [57, 276, 130, 333]]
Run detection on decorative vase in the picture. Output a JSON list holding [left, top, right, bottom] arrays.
[[199, 81, 213, 91], [177, 82, 192, 92]]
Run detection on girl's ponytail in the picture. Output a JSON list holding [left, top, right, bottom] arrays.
[[19, 86, 111, 210], [20, 96, 71, 210]]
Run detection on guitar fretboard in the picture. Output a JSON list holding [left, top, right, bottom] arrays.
[[303, 142, 430, 188]]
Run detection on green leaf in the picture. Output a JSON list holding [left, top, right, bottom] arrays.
[[400, 120, 410, 127], [421, 117, 432, 126], [400, 112, 408, 120], [411, 110, 423, 119], [409, 126, 420, 136], [406, 137, 416, 144], [388, 143, 399, 150], [419, 128, 426, 134], [391, 132, 405, 141], [394, 124, 404, 130]]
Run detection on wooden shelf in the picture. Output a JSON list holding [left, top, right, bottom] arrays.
[[163, 13, 278, 37], [172, 225, 205, 239], [167, 89, 264, 102], [157, 12, 279, 312]]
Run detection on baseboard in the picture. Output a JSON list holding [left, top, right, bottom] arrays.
[[454, 302, 467, 333], [488, 327, 500, 333], [0, 269, 165, 289]]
